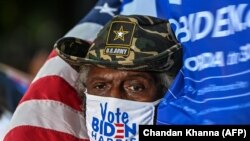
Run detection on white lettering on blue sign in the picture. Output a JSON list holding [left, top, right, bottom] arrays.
[[169, 4, 250, 42], [184, 43, 250, 71]]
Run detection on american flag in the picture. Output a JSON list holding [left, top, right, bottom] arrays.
[[3, 0, 122, 140], [3, 0, 164, 140]]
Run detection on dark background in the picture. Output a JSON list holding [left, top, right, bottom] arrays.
[[0, 0, 97, 73]]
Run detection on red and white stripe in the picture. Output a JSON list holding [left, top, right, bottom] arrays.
[[3, 50, 89, 141], [3, 0, 128, 140], [114, 123, 124, 139]]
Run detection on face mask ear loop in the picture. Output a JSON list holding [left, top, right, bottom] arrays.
[[153, 98, 163, 106], [84, 88, 88, 94], [152, 99, 163, 124], [82, 88, 88, 118]]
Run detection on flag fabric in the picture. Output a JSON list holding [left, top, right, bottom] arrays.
[[156, 0, 250, 124], [3, 0, 122, 141], [4, 52, 89, 141], [64, 0, 121, 42], [120, 0, 250, 124], [4, 1, 250, 141]]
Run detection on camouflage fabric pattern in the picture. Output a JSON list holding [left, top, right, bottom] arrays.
[[54, 37, 91, 66], [85, 15, 182, 72], [54, 15, 182, 74]]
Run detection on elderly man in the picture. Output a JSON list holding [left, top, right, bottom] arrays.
[[55, 15, 182, 141]]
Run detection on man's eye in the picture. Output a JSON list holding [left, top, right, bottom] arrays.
[[93, 83, 107, 90], [127, 85, 144, 92]]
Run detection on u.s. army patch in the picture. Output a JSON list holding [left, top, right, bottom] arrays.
[[106, 21, 135, 46], [104, 21, 135, 56], [104, 46, 130, 56]]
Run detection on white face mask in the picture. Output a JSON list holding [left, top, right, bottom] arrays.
[[85, 92, 161, 141]]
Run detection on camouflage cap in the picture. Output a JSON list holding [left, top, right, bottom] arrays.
[[55, 15, 182, 74], [54, 37, 91, 66]]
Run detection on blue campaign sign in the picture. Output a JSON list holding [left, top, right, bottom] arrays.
[[157, 0, 250, 124]]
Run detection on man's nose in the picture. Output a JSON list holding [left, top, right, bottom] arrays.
[[109, 86, 123, 99]]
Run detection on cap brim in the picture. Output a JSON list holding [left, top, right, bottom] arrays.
[[54, 37, 182, 75], [54, 37, 91, 66]]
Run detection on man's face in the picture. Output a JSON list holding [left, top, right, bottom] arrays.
[[85, 66, 164, 102]]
